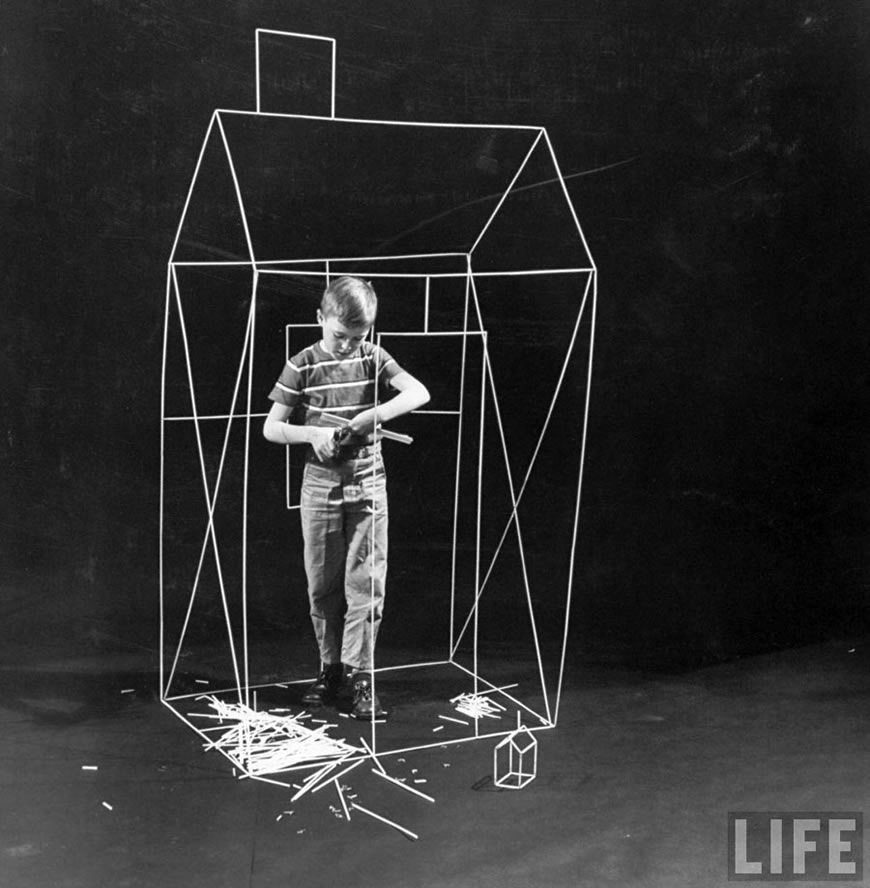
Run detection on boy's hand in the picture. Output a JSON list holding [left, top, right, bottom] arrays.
[[309, 426, 337, 461], [348, 408, 377, 437]]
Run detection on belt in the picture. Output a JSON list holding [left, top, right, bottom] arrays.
[[335, 443, 379, 460]]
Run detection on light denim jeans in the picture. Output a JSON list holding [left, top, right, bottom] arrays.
[[300, 446, 388, 671]]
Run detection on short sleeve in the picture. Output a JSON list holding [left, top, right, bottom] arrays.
[[268, 357, 303, 408], [374, 344, 403, 387]]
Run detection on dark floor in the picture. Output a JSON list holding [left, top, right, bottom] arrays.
[[0, 637, 867, 888]]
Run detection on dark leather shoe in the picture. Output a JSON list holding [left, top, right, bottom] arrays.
[[351, 672, 388, 720], [335, 664, 356, 700], [302, 663, 344, 705]]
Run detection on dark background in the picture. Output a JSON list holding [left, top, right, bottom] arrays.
[[2, 0, 868, 669]]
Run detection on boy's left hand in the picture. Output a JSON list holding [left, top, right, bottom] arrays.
[[348, 408, 377, 437]]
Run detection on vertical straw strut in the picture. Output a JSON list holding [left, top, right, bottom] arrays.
[[474, 274, 552, 724], [241, 271, 258, 707], [449, 269, 593, 721], [473, 264, 486, 737], [448, 273, 472, 657], [164, 267, 250, 702], [554, 271, 596, 724]]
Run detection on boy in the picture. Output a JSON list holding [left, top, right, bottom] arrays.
[[263, 276, 430, 719]]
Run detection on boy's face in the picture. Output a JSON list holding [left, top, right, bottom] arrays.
[[318, 309, 371, 359]]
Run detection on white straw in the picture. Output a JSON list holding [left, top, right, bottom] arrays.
[[372, 769, 435, 803], [310, 758, 364, 794], [350, 802, 418, 841], [359, 735, 386, 775], [449, 682, 518, 703], [290, 760, 341, 802], [335, 782, 351, 820]]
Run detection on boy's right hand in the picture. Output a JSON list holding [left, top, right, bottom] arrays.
[[309, 426, 337, 461]]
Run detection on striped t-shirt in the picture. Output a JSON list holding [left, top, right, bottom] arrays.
[[268, 340, 403, 431]]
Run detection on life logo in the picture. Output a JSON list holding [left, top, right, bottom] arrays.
[[728, 812, 863, 881]]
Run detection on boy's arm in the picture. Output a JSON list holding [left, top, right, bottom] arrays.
[[348, 371, 430, 436], [263, 401, 337, 461]]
